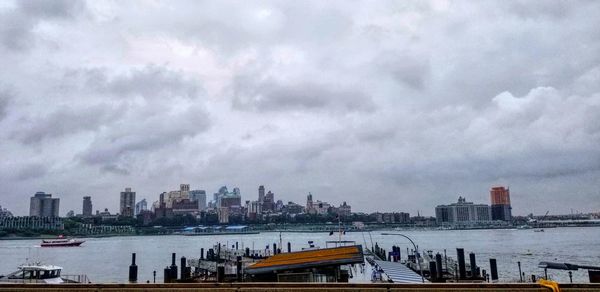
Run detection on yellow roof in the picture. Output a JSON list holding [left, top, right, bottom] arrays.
[[246, 245, 363, 274]]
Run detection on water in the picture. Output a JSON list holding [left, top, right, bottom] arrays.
[[1, 227, 598, 283]]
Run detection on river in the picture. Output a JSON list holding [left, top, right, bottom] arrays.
[[1, 227, 598, 283]]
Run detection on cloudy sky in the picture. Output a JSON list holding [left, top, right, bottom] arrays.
[[1, 0, 599, 216]]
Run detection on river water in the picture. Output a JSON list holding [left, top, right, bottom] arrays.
[[1, 227, 598, 284]]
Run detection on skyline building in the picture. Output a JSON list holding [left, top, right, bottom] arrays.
[[435, 196, 491, 226], [189, 189, 207, 211], [29, 192, 60, 217], [82, 196, 92, 217], [0, 205, 13, 218], [258, 185, 265, 203], [490, 186, 512, 221], [135, 199, 147, 216], [119, 188, 136, 217]]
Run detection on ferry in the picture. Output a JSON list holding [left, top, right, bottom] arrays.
[[0, 263, 89, 284], [41, 237, 85, 247]]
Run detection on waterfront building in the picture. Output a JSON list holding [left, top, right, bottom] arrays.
[[394, 212, 411, 223], [435, 196, 492, 226], [166, 184, 191, 208], [218, 207, 229, 224], [119, 188, 136, 217], [306, 193, 314, 214], [189, 189, 207, 211], [337, 201, 352, 217], [172, 199, 198, 215], [283, 202, 304, 214], [314, 200, 331, 215], [262, 191, 275, 212], [0, 205, 13, 218], [82, 196, 92, 217], [135, 199, 147, 215], [490, 186, 512, 221], [0, 216, 64, 230], [98, 208, 119, 221], [275, 200, 284, 212], [29, 192, 60, 218]]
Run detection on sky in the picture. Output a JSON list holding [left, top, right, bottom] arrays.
[[1, 0, 599, 217]]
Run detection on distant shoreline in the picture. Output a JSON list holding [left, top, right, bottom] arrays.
[[2, 225, 600, 241]]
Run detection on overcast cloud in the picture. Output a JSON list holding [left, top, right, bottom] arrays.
[[1, 0, 599, 216]]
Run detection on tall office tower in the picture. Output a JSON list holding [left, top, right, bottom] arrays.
[[258, 185, 265, 203], [135, 199, 147, 215], [29, 192, 60, 217], [490, 186, 512, 221], [190, 190, 207, 211], [82, 196, 93, 217], [119, 187, 136, 217]]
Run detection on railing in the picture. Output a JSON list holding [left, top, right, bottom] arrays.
[[61, 274, 90, 283]]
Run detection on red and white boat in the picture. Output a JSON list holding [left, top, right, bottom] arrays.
[[41, 236, 84, 247]]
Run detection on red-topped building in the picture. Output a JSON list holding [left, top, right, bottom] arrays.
[[490, 186, 512, 221], [490, 186, 510, 205]]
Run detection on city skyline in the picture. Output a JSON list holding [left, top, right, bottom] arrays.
[[1, 1, 599, 216], [1, 183, 584, 218]]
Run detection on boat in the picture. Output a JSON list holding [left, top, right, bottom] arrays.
[[0, 263, 89, 283], [41, 238, 85, 247]]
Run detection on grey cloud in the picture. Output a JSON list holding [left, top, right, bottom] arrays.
[[19, 0, 86, 19], [78, 103, 211, 174], [0, 0, 85, 51], [12, 104, 122, 144], [15, 163, 48, 181], [377, 51, 430, 90], [232, 78, 375, 113], [84, 66, 202, 100]]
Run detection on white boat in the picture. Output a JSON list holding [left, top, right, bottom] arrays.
[[0, 263, 89, 284]]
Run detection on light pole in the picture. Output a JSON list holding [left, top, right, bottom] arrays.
[[383, 233, 425, 283]]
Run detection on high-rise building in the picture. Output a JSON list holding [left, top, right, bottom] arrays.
[[82, 196, 92, 217], [135, 199, 147, 215], [119, 188, 136, 217], [190, 190, 207, 211], [29, 192, 60, 217], [490, 186, 512, 221], [258, 185, 265, 203]]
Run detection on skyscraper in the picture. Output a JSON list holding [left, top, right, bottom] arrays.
[[135, 199, 147, 215], [189, 190, 207, 211], [82, 196, 93, 217], [29, 192, 60, 217], [490, 186, 512, 221], [258, 185, 265, 203], [119, 187, 136, 217]]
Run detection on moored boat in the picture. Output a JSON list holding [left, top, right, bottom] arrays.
[[0, 263, 89, 283], [41, 238, 85, 247]]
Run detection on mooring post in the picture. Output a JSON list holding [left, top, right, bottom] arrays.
[[180, 256, 187, 280], [469, 252, 477, 278], [457, 248, 466, 280], [128, 253, 138, 283], [490, 258, 498, 282], [153, 270, 156, 283], [518, 261, 522, 282]]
